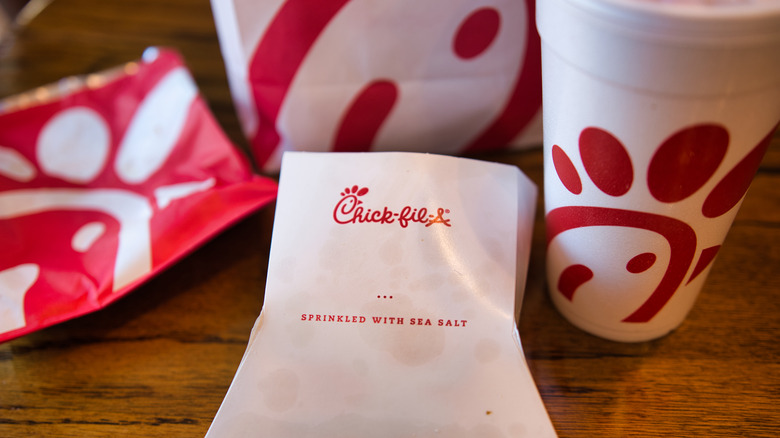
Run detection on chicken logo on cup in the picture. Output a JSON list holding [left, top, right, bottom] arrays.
[[333, 185, 452, 228], [546, 122, 776, 323]]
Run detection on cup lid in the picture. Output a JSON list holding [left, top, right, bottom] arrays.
[[566, 0, 780, 45], [537, 0, 780, 95]]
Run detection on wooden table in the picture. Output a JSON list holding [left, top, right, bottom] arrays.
[[1, 1, 778, 436]]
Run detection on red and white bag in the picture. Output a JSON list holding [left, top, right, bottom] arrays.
[[0, 48, 277, 343], [211, 0, 543, 172]]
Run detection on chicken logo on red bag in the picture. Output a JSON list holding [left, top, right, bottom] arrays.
[[0, 48, 277, 342], [213, 0, 542, 171]]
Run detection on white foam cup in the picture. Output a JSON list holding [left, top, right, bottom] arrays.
[[537, 0, 780, 342]]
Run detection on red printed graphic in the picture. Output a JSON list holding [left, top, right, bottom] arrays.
[[461, 0, 542, 154], [333, 185, 451, 228], [557, 264, 593, 301], [0, 49, 277, 342], [547, 123, 777, 323], [647, 125, 728, 203], [425, 208, 452, 227], [453, 7, 501, 60], [579, 127, 633, 197], [248, 0, 351, 166], [626, 253, 657, 274], [551, 144, 582, 195], [245, 0, 541, 168], [333, 81, 399, 153]]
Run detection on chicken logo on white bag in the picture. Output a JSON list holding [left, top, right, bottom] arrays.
[[212, 0, 542, 171]]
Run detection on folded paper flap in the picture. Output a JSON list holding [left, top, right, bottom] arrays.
[[208, 152, 555, 437]]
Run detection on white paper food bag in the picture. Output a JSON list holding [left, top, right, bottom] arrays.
[[207, 152, 556, 437], [210, 0, 543, 172]]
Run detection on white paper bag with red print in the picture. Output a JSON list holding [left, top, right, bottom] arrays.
[[0, 48, 278, 343], [210, 0, 543, 173], [206, 152, 556, 437]]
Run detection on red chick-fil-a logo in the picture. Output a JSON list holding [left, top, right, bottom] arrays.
[[333, 185, 451, 228]]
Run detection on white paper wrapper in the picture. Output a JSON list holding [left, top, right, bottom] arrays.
[[206, 152, 555, 437]]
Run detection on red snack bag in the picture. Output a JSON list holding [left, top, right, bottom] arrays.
[[0, 48, 277, 343], [211, 0, 543, 172]]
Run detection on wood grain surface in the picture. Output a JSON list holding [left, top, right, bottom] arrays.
[[1, 1, 778, 437]]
